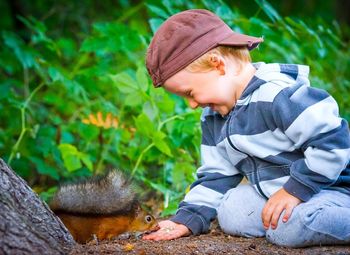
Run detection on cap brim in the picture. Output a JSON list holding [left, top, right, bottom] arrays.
[[218, 33, 263, 51]]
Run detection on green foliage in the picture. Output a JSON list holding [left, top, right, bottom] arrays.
[[0, 0, 349, 215]]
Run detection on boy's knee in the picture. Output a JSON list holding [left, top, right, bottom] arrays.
[[266, 221, 305, 247], [265, 209, 309, 247], [217, 185, 265, 237]]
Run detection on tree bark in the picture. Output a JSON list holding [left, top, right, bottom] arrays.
[[0, 158, 75, 255]]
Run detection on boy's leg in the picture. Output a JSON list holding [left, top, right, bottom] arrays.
[[266, 189, 350, 247], [217, 184, 266, 237]]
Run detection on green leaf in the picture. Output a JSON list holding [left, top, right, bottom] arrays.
[[2, 31, 37, 68], [78, 124, 100, 141], [149, 18, 164, 34], [79, 153, 93, 171], [29, 157, 60, 180], [110, 72, 138, 93], [48, 67, 65, 82], [148, 181, 169, 194], [136, 65, 148, 92], [146, 4, 170, 19], [58, 144, 92, 172], [143, 101, 158, 121], [134, 113, 155, 137], [153, 131, 172, 157], [59, 143, 78, 156], [161, 200, 179, 217], [63, 155, 82, 172], [80, 36, 107, 53], [173, 161, 195, 184], [254, 0, 281, 23], [123, 90, 142, 106]]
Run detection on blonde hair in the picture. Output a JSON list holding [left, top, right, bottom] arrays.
[[186, 46, 251, 73]]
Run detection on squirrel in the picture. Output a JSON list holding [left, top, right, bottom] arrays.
[[49, 170, 159, 243]]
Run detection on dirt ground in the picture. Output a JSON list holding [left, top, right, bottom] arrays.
[[70, 225, 350, 255]]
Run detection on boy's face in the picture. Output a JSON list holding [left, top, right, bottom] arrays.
[[163, 59, 243, 116]]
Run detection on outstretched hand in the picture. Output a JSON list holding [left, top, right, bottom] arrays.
[[262, 188, 302, 230], [142, 220, 191, 241]]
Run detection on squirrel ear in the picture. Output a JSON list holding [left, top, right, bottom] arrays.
[[134, 203, 142, 214]]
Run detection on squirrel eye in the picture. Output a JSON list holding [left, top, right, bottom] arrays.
[[145, 215, 152, 223]]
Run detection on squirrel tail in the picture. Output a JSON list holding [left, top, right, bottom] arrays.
[[50, 170, 137, 214]]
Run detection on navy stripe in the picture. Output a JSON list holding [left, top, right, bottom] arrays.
[[236, 157, 291, 183], [257, 164, 290, 182], [336, 164, 350, 187], [201, 119, 214, 146], [193, 172, 242, 194], [301, 119, 350, 151], [171, 202, 217, 234], [280, 64, 298, 80], [290, 159, 334, 188], [201, 113, 228, 146], [241, 76, 267, 99], [264, 150, 304, 165], [229, 101, 277, 135], [235, 157, 253, 175], [272, 85, 330, 132]]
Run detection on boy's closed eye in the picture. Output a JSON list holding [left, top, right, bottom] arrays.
[[185, 91, 193, 98]]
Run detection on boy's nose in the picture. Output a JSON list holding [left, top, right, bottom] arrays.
[[187, 98, 199, 109]]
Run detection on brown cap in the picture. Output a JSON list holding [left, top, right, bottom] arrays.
[[146, 9, 263, 87]]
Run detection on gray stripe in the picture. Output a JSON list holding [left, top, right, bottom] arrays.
[[273, 85, 330, 132], [193, 172, 243, 194]]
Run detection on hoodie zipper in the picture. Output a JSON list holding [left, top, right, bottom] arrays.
[[225, 113, 269, 199]]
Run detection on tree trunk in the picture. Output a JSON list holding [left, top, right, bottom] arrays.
[[0, 159, 75, 255]]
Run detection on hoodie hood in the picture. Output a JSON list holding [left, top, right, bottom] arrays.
[[239, 62, 310, 101]]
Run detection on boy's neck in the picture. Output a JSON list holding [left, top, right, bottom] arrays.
[[234, 63, 256, 101]]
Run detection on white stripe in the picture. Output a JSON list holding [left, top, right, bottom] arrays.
[[183, 185, 223, 209], [198, 143, 241, 175], [297, 65, 310, 80], [285, 97, 342, 147], [254, 63, 281, 79], [237, 81, 291, 106], [224, 138, 248, 165], [258, 176, 290, 197], [305, 147, 350, 179], [230, 128, 295, 158]]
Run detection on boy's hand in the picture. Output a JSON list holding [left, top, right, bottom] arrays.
[[142, 220, 191, 241], [261, 188, 302, 230]]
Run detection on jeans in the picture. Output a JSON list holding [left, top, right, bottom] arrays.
[[217, 184, 350, 247]]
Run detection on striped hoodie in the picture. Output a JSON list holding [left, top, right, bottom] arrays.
[[171, 62, 350, 235]]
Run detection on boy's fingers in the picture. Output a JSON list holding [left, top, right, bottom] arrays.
[[282, 206, 293, 223], [261, 203, 275, 229], [270, 205, 284, 229], [143, 225, 189, 241]]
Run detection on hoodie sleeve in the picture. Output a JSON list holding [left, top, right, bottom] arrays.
[[171, 111, 243, 235], [272, 84, 350, 201]]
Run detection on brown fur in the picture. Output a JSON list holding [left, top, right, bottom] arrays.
[[56, 207, 158, 243], [50, 170, 158, 243]]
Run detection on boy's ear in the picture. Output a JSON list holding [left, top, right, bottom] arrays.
[[209, 54, 225, 75]]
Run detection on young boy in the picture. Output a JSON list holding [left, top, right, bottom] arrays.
[[143, 9, 350, 247]]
